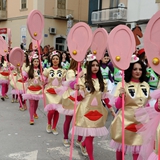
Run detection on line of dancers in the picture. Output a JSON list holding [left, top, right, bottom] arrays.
[[0, 48, 160, 160]]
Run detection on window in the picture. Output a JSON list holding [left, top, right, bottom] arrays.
[[0, 0, 6, 10], [21, 0, 27, 9], [57, 0, 66, 9], [110, 0, 119, 8], [55, 37, 66, 51]]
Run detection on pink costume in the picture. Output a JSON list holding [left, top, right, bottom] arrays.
[[71, 73, 114, 160], [43, 66, 66, 130], [22, 67, 43, 122], [135, 89, 160, 160], [0, 61, 9, 98], [110, 80, 150, 160], [57, 69, 83, 141]]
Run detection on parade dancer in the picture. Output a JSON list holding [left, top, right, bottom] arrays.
[[44, 51, 66, 135], [72, 54, 115, 160], [134, 10, 160, 160], [110, 56, 150, 160], [22, 53, 43, 125], [57, 58, 84, 147], [0, 56, 10, 101]]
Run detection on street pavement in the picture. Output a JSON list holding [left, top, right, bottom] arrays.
[[0, 92, 132, 160]]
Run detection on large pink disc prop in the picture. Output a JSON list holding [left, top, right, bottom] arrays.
[[144, 10, 160, 74], [91, 28, 108, 60], [108, 25, 135, 70], [27, 10, 44, 41], [0, 36, 8, 56], [9, 47, 24, 67], [67, 22, 92, 62]]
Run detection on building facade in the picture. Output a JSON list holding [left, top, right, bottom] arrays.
[[89, 0, 160, 48], [0, 0, 89, 50]]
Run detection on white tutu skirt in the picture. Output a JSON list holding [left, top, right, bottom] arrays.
[[110, 140, 141, 154], [44, 104, 62, 112], [70, 126, 109, 137], [22, 93, 43, 100]]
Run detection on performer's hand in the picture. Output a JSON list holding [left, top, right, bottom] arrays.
[[158, 99, 160, 109], [119, 87, 126, 98], [74, 84, 80, 90], [79, 71, 84, 78], [111, 111, 116, 118]]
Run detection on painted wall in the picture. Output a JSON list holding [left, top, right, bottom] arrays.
[[7, 0, 33, 18], [101, 0, 109, 9], [43, 19, 67, 47], [127, 0, 159, 21], [44, 0, 55, 16], [67, 0, 89, 22], [0, 19, 31, 48], [0, 0, 89, 49]]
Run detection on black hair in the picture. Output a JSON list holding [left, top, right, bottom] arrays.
[[28, 58, 40, 79], [24, 52, 30, 67], [125, 60, 148, 83], [85, 59, 104, 93], [61, 51, 70, 63]]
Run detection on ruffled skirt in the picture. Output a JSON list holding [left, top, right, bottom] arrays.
[[70, 126, 108, 137], [110, 140, 141, 154]]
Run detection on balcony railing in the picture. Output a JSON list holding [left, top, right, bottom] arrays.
[[91, 7, 127, 24], [0, 10, 7, 20], [53, 8, 74, 19]]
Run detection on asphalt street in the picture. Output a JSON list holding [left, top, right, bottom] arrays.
[[0, 92, 132, 160]]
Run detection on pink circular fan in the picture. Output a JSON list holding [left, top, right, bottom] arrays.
[[90, 28, 109, 60], [108, 25, 135, 70], [9, 47, 24, 67], [67, 22, 92, 62], [27, 10, 44, 41], [0, 36, 8, 56], [144, 10, 160, 74]]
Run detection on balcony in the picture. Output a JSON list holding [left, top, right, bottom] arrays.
[[91, 7, 127, 25], [0, 10, 7, 20], [53, 8, 74, 19]]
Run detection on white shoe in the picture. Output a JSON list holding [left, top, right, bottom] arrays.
[[79, 143, 88, 156], [63, 139, 70, 147], [52, 128, 58, 135], [75, 140, 81, 148], [46, 124, 52, 133]]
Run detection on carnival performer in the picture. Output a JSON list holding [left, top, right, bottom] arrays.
[[100, 52, 114, 93], [22, 53, 43, 125], [133, 97, 160, 160], [57, 58, 84, 147], [10, 52, 29, 110], [9, 66, 20, 105], [0, 56, 10, 101], [110, 55, 150, 160], [44, 51, 66, 135], [21, 51, 30, 110], [71, 54, 115, 160], [61, 51, 70, 70], [135, 80, 160, 160], [9, 64, 18, 103]]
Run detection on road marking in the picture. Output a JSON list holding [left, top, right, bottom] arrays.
[[8, 150, 38, 160], [47, 147, 81, 159]]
